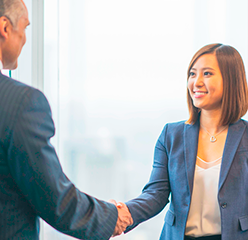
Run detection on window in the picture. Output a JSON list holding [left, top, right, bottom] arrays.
[[18, 0, 248, 239]]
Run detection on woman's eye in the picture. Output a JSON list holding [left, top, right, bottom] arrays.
[[204, 71, 212, 76], [189, 72, 195, 77]]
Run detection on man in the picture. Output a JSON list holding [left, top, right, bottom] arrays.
[[0, 0, 132, 239]]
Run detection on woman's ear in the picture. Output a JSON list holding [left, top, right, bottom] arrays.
[[0, 16, 11, 40]]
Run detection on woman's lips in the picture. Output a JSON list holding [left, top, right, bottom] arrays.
[[193, 91, 207, 98]]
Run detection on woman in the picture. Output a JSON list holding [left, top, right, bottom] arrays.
[[119, 44, 248, 240]]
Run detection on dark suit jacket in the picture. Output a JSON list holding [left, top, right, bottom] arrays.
[[0, 72, 118, 240], [126, 118, 248, 240]]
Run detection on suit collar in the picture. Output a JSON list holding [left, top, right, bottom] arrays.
[[184, 118, 246, 195], [219, 119, 246, 191], [184, 120, 199, 196]]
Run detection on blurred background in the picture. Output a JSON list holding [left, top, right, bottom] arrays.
[[6, 0, 248, 239]]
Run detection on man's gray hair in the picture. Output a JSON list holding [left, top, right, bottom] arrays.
[[0, 0, 26, 28]]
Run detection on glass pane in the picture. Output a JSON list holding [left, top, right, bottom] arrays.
[[43, 0, 248, 239]]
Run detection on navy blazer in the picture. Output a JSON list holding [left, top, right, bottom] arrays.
[[0, 72, 118, 240], [126, 118, 248, 239]]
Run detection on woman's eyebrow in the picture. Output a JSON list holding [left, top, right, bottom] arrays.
[[191, 67, 215, 71]]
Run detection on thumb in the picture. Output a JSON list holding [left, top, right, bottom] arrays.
[[117, 202, 126, 208]]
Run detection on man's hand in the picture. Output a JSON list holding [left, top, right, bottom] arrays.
[[108, 200, 133, 237]]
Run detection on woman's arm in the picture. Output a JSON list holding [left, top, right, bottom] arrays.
[[125, 125, 171, 232]]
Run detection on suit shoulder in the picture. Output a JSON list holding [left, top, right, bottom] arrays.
[[0, 73, 47, 104], [165, 120, 186, 133], [239, 119, 248, 135], [240, 119, 248, 126], [0, 73, 50, 125], [157, 120, 186, 151], [159, 120, 186, 140], [0, 73, 35, 96]]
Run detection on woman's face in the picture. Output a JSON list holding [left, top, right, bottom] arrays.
[[187, 53, 223, 112]]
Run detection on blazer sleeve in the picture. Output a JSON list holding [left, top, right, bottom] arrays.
[[125, 124, 171, 232], [7, 88, 118, 240]]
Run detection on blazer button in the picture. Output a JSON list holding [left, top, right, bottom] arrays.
[[221, 203, 227, 209]]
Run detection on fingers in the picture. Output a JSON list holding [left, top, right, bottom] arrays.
[[114, 201, 134, 226], [108, 199, 117, 206], [112, 202, 133, 237], [109, 200, 128, 210], [108, 200, 126, 208], [116, 202, 133, 225], [116, 202, 124, 208], [109, 200, 134, 237], [112, 225, 124, 237]]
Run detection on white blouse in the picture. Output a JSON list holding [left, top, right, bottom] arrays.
[[185, 156, 222, 237]]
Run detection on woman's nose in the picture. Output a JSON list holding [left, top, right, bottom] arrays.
[[194, 75, 204, 87]]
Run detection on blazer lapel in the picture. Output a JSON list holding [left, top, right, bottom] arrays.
[[218, 120, 246, 191], [184, 121, 200, 196]]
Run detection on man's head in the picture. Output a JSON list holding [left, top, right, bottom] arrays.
[[0, 0, 30, 70]]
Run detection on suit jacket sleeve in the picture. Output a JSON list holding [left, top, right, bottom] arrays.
[[125, 124, 171, 232], [7, 88, 118, 240]]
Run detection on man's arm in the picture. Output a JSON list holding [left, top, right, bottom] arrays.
[[7, 88, 118, 240]]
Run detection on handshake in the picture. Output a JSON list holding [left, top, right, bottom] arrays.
[[108, 200, 134, 237]]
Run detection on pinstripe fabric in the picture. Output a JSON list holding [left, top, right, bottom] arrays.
[[0, 72, 118, 240]]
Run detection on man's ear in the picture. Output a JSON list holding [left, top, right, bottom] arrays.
[[0, 16, 11, 40]]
